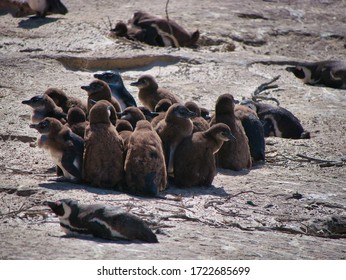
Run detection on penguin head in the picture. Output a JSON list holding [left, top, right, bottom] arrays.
[[111, 21, 128, 36], [169, 104, 197, 119], [22, 95, 45, 108], [138, 106, 160, 120], [89, 101, 116, 125], [200, 107, 211, 121], [119, 107, 146, 128], [286, 66, 305, 79], [215, 93, 235, 114], [209, 123, 236, 142], [94, 71, 121, 84], [240, 99, 257, 112], [45, 199, 76, 219], [29, 117, 63, 135], [185, 101, 201, 117], [130, 74, 158, 90], [154, 99, 172, 112], [81, 80, 110, 97], [44, 88, 68, 107], [67, 107, 86, 125]]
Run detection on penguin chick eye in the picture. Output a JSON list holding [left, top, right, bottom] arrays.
[[39, 120, 49, 129]]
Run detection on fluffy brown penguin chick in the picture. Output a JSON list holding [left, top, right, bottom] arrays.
[[115, 119, 133, 154], [44, 87, 87, 115], [155, 104, 196, 176], [130, 74, 182, 111], [118, 106, 146, 129], [151, 98, 173, 128], [185, 101, 210, 132], [211, 94, 252, 171], [174, 123, 234, 187], [81, 80, 121, 114], [124, 120, 167, 196], [29, 117, 84, 183], [65, 107, 88, 139], [83, 101, 124, 189], [22, 94, 67, 124]]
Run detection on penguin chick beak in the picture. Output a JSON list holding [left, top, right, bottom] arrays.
[[22, 100, 30, 105], [88, 99, 97, 106]]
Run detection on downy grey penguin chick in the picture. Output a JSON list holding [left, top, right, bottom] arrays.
[[46, 199, 158, 243], [185, 101, 210, 132], [29, 117, 84, 183]]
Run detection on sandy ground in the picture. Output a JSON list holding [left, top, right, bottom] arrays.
[[0, 0, 345, 259]]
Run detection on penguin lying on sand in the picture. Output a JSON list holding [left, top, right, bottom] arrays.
[[46, 199, 158, 243], [286, 60, 346, 89]]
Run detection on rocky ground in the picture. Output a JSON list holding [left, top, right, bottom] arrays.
[[0, 0, 345, 259]]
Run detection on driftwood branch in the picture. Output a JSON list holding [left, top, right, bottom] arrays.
[[296, 153, 344, 167]]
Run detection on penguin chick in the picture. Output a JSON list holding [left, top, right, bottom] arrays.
[[115, 119, 133, 153], [285, 60, 346, 89], [0, 0, 35, 17], [44, 87, 87, 115], [88, 99, 118, 126], [240, 99, 310, 139], [130, 74, 182, 111], [211, 94, 252, 171], [118, 106, 146, 129], [22, 94, 67, 124], [81, 80, 121, 114], [174, 123, 234, 187], [83, 101, 124, 189], [124, 120, 167, 196], [234, 104, 265, 163], [46, 199, 158, 243], [155, 104, 196, 176], [185, 101, 210, 132], [66, 107, 88, 139], [27, 0, 68, 18], [29, 117, 84, 183], [200, 107, 211, 121], [93, 71, 137, 110], [150, 98, 172, 128]]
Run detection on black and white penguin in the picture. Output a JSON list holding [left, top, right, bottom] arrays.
[[29, 117, 84, 183], [26, 0, 68, 18], [285, 60, 346, 89], [46, 199, 158, 243], [93, 71, 137, 110], [240, 99, 310, 139]]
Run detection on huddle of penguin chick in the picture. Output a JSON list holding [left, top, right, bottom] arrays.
[[24, 71, 313, 194], [110, 11, 200, 48]]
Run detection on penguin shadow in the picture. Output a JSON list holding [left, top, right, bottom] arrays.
[[38, 181, 124, 196], [162, 182, 229, 198], [18, 17, 60, 29], [57, 234, 153, 245], [216, 167, 251, 177]]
